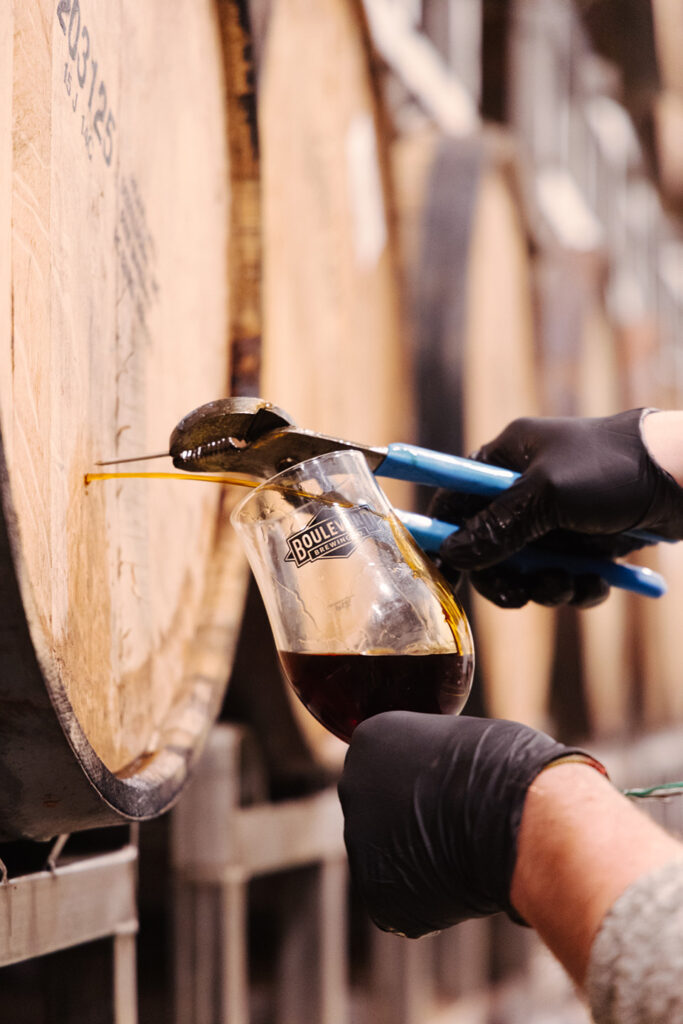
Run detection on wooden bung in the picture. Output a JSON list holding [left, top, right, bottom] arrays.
[[258, 0, 412, 767], [391, 125, 555, 730], [1, 0, 257, 839]]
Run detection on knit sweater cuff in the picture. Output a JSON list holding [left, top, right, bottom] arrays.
[[586, 858, 683, 1024]]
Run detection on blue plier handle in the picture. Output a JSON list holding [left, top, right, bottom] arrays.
[[374, 444, 666, 599]]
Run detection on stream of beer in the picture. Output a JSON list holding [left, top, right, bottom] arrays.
[[85, 470, 468, 655], [84, 471, 352, 508], [85, 471, 259, 488]]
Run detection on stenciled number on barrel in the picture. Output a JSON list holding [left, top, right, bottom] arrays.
[[56, 0, 116, 166], [76, 25, 90, 86]]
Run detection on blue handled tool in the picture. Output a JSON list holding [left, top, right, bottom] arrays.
[[396, 511, 666, 599], [378, 443, 664, 548], [101, 398, 669, 597]]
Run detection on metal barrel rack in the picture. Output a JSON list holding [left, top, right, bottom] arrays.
[[0, 830, 139, 1023], [171, 724, 349, 1024]]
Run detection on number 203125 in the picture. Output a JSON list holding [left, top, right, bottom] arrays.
[[57, 0, 116, 167]]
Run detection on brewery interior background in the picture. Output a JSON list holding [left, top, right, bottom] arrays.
[[2, 0, 683, 1021]]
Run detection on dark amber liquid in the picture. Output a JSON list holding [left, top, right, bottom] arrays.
[[278, 651, 474, 743]]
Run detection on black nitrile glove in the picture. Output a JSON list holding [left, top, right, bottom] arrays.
[[430, 490, 636, 609], [338, 711, 606, 937], [430, 409, 683, 608]]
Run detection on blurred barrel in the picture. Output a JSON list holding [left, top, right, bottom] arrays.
[[258, 0, 411, 765], [0, 7, 10, 398], [608, 170, 683, 729], [260, 0, 408, 457], [634, 493, 683, 730], [535, 248, 633, 738], [391, 125, 556, 729], [1, 0, 256, 840], [618, 314, 683, 728], [651, 0, 683, 209]]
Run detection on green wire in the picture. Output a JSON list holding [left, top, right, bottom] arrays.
[[623, 781, 683, 799]]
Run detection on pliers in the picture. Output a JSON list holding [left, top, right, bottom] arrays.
[[118, 397, 670, 598]]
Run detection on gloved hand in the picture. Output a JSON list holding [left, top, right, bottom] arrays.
[[430, 409, 683, 608], [338, 711, 606, 937]]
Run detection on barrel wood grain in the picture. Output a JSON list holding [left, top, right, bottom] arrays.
[[1, 0, 256, 838]]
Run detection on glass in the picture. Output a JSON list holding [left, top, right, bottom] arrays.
[[231, 450, 474, 742]]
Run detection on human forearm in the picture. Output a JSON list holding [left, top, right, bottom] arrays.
[[339, 711, 683, 996], [510, 763, 683, 985]]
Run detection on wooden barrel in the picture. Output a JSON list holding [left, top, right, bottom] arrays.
[[390, 125, 556, 730], [259, 0, 409, 460], [258, 0, 412, 767], [651, 0, 683, 208], [637, 2, 683, 715], [617, 314, 683, 728], [534, 248, 634, 739], [1, 0, 257, 840], [0, 8, 10, 406]]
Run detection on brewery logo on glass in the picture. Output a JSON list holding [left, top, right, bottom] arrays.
[[285, 506, 381, 567]]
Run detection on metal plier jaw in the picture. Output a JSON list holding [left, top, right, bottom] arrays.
[[169, 397, 386, 477]]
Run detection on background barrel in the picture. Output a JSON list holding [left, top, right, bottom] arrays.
[[0, 0, 256, 840], [257, 0, 412, 767], [651, 0, 683, 212], [618, 313, 683, 729], [0, 9, 10, 447], [390, 124, 556, 729], [534, 246, 634, 738]]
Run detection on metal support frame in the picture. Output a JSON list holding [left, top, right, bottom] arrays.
[[171, 724, 349, 1024], [422, 0, 482, 106], [0, 840, 139, 1024]]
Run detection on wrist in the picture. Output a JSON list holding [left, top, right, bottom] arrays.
[[536, 751, 608, 778], [510, 763, 682, 985], [640, 409, 683, 487]]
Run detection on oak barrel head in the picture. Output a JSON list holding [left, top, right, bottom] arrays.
[[1, 0, 256, 839]]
